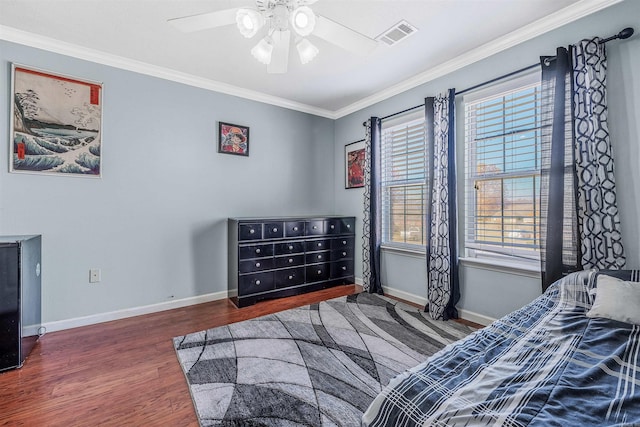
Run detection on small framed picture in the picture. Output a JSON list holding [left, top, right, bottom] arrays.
[[345, 140, 365, 189], [218, 122, 249, 156]]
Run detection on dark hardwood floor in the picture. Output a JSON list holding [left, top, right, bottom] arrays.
[[0, 285, 480, 426], [0, 285, 359, 426]]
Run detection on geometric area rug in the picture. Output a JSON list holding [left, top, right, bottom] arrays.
[[173, 292, 476, 426]]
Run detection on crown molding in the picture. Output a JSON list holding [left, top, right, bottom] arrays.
[[0, 0, 622, 121], [0, 25, 336, 119], [332, 0, 624, 119]]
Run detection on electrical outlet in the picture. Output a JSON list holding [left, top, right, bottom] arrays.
[[89, 268, 101, 283]]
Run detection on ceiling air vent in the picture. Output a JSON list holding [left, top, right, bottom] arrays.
[[376, 20, 418, 46]]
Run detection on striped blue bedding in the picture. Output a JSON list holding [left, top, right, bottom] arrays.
[[362, 270, 640, 427]]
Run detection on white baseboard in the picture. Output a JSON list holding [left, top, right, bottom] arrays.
[[40, 282, 498, 333], [364, 281, 497, 326], [382, 286, 428, 307], [41, 291, 227, 333], [456, 309, 496, 326], [383, 287, 496, 326]]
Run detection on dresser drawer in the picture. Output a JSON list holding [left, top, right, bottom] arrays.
[[305, 220, 324, 235], [325, 219, 341, 234], [239, 258, 274, 273], [331, 237, 354, 250], [305, 251, 330, 264], [331, 247, 353, 261], [305, 239, 329, 252], [275, 267, 305, 288], [285, 221, 304, 237], [306, 264, 330, 282], [331, 260, 354, 278], [239, 243, 274, 259], [239, 272, 274, 295], [340, 217, 355, 234], [275, 254, 305, 268], [239, 223, 263, 241], [264, 222, 284, 239], [274, 241, 304, 255]]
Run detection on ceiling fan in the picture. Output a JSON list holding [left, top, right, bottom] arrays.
[[168, 0, 378, 73]]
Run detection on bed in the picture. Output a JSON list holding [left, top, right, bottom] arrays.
[[362, 269, 640, 427]]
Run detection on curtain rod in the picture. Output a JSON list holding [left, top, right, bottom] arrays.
[[362, 26, 634, 126], [361, 63, 536, 125], [599, 26, 634, 44], [542, 26, 634, 65]]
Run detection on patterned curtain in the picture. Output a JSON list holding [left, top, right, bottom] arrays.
[[424, 90, 460, 320], [362, 117, 383, 294], [540, 41, 626, 290], [572, 38, 626, 270]]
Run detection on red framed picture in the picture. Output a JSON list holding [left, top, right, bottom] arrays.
[[218, 122, 249, 157], [345, 140, 365, 189]]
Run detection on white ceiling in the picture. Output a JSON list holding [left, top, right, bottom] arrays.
[[0, 0, 621, 118]]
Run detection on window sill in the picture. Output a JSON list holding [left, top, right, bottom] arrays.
[[459, 257, 541, 278], [378, 246, 541, 279]]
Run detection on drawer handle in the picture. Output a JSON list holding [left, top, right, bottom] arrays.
[[250, 229, 255, 234], [256, 248, 261, 254], [317, 255, 323, 260], [288, 258, 294, 263], [272, 227, 278, 232], [288, 245, 293, 250], [342, 252, 347, 256], [342, 240, 347, 245], [330, 224, 335, 229], [342, 266, 347, 271], [255, 280, 261, 285], [293, 226, 298, 231], [317, 269, 322, 275], [288, 275, 294, 280], [312, 225, 318, 230], [256, 262, 261, 267], [346, 224, 351, 228], [317, 243, 322, 247]]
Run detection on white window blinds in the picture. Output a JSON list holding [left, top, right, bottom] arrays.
[[464, 72, 542, 263], [381, 110, 427, 249]]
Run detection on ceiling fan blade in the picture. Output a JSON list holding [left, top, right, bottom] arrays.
[[313, 15, 378, 55], [168, 8, 238, 33], [267, 30, 291, 74]]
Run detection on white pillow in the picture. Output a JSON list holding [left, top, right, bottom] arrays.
[[586, 275, 640, 326]]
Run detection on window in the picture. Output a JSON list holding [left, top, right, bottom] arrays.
[[464, 72, 542, 265], [381, 110, 427, 250]]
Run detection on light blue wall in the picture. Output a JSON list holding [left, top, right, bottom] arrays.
[[1, 1, 638, 326], [0, 41, 335, 323], [334, 0, 640, 320]]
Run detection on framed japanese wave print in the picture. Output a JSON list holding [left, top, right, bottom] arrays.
[[10, 64, 103, 177]]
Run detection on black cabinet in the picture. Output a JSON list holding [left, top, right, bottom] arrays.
[[0, 235, 42, 372], [228, 216, 355, 308]]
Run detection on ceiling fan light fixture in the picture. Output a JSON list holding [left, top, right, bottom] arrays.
[[290, 6, 316, 36], [251, 37, 273, 64], [169, 1, 380, 73], [296, 38, 318, 64], [236, 8, 264, 38]]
